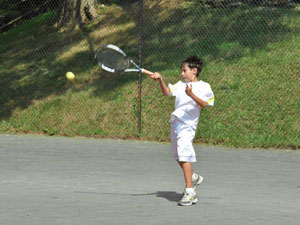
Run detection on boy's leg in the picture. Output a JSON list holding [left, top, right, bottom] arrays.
[[179, 162, 204, 190], [178, 161, 198, 206], [171, 118, 199, 206], [178, 161, 193, 188]]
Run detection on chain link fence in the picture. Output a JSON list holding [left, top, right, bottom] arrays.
[[0, 0, 299, 148]]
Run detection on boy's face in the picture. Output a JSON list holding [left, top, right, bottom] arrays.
[[181, 63, 197, 82]]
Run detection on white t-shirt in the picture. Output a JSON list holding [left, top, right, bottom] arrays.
[[168, 80, 214, 130]]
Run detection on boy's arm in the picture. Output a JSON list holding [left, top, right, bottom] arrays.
[[150, 72, 170, 96], [185, 84, 207, 109]]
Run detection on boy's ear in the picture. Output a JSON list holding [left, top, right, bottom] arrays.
[[192, 68, 198, 75]]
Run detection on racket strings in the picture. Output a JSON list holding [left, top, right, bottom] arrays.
[[95, 48, 129, 71]]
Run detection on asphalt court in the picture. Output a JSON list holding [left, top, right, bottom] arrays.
[[0, 134, 299, 225]]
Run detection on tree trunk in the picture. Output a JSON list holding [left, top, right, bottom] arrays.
[[56, 0, 97, 28]]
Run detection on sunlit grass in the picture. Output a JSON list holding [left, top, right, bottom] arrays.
[[0, 1, 299, 149]]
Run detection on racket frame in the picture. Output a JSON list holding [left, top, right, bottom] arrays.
[[95, 44, 141, 73]]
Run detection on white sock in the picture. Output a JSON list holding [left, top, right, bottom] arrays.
[[185, 188, 195, 194]]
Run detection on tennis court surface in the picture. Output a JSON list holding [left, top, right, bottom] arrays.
[[0, 134, 299, 225]]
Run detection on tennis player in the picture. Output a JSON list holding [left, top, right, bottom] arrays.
[[150, 56, 214, 206]]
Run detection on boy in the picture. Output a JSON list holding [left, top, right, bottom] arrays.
[[150, 56, 214, 206]]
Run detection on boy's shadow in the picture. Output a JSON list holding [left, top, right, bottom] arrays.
[[75, 191, 182, 202], [131, 191, 182, 202]]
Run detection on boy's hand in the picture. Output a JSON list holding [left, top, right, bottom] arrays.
[[185, 84, 207, 108], [150, 72, 162, 81], [185, 84, 193, 96]]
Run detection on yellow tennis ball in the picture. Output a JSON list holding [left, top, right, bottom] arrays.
[[66, 72, 75, 80]]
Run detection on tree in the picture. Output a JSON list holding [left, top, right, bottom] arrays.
[[56, 0, 97, 28], [0, 0, 98, 32]]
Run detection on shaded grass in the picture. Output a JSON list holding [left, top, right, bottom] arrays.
[[0, 1, 299, 149]]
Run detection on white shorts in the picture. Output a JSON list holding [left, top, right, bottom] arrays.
[[170, 117, 197, 162]]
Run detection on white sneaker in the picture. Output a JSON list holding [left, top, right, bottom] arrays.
[[178, 191, 198, 206], [181, 174, 204, 195], [192, 173, 203, 190]]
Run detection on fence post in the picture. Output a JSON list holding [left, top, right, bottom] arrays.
[[138, 0, 143, 135]]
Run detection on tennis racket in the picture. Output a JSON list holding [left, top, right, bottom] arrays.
[[95, 44, 153, 76]]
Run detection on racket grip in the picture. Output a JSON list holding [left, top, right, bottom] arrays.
[[141, 69, 154, 76]]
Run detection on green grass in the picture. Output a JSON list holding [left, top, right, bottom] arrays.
[[0, 1, 299, 149]]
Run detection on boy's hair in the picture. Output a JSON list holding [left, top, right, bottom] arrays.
[[181, 56, 203, 77]]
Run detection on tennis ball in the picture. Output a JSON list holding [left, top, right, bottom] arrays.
[[66, 72, 75, 80]]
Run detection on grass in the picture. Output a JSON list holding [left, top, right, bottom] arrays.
[[0, 1, 299, 149]]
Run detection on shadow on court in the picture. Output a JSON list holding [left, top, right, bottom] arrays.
[[74, 191, 182, 202], [0, 134, 299, 225], [132, 191, 183, 202]]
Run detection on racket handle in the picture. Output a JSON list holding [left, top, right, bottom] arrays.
[[141, 69, 154, 76]]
